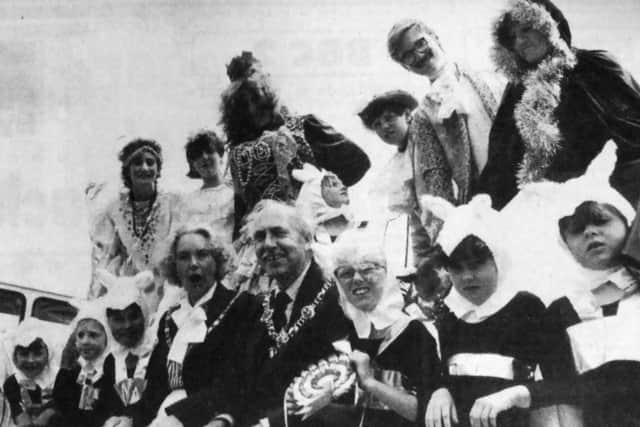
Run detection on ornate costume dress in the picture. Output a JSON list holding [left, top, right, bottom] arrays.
[[89, 190, 180, 297], [229, 107, 370, 225], [477, 0, 640, 209]]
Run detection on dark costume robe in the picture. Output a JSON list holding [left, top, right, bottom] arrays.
[[528, 290, 640, 427], [437, 292, 546, 427]]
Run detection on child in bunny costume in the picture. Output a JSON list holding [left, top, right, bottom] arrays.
[[293, 163, 355, 243], [96, 270, 159, 427], [3, 318, 64, 427], [420, 194, 545, 427]]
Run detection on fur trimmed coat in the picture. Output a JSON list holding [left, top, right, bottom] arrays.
[[476, 0, 640, 209]]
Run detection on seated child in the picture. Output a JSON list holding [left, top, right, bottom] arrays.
[[422, 195, 545, 427], [52, 301, 117, 427], [358, 90, 452, 265], [3, 319, 59, 427], [97, 270, 157, 427], [469, 196, 640, 427]]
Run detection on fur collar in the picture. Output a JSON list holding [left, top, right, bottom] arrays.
[[491, 0, 577, 183]]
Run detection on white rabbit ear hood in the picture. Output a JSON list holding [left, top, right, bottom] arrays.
[[95, 269, 155, 324], [294, 163, 354, 232]]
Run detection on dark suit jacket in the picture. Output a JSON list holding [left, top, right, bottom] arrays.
[[135, 284, 253, 427], [234, 260, 351, 427]]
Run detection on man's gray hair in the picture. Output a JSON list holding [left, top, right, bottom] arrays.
[[248, 199, 314, 244]]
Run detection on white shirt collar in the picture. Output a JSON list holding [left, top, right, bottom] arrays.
[[569, 267, 639, 319], [447, 287, 516, 324], [77, 352, 107, 383]]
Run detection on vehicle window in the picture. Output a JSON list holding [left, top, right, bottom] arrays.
[[32, 297, 78, 324], [0, 289, 26, 320]]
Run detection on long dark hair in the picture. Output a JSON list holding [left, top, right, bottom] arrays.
[[219, 76, 282, 145]]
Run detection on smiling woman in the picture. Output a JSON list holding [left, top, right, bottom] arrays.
[[88, 139, 181, 298], [322, 227, 440, 427]]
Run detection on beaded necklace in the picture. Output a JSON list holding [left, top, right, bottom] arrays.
[[261, 280, 333, 359], [121, 192, 161, 266]]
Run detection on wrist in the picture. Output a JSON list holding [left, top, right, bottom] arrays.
[[360, 376, 377, 392], [511, 385, 532, 408]]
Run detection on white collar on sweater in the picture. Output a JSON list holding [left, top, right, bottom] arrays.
[[446, 287, 516, 324]]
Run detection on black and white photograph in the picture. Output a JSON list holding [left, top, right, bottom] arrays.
[[1, 0, 640, 426]]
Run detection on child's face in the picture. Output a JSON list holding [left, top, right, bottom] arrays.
[[192, 149, 221, 181], [562, 204, 628, 270], [107, 303, 146, 349], [371, 108, 410, 147], [448, 256, 498, 306], [14, 339, 48, 379], [75, 319, 107, 362], [321, 173, 349, 208]]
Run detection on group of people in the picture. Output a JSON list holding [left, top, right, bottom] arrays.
[[5, 0, 640, 426]]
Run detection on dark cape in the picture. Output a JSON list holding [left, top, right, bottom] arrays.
[[437, 292, 546, 427]]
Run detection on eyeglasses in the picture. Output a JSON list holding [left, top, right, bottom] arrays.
[[334, 263, 386, 281], [399, 37, 429, 67]]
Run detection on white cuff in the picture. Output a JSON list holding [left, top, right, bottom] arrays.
[[259, 417, 270, 427], [213, 414, 234, 427]]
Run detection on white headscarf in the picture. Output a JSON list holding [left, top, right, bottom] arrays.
[[5, 318, 62, 389], [421, 194, 517, 319], [71, 299, 112, 382], [500, 141, 635, 303], [293, 163, 355, 238], [331, 228, 411, 351]]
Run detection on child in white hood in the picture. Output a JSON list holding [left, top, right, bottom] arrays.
[[422, 195, 545, 427], [3, 319, 60, 426]]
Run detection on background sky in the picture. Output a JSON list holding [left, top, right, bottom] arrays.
[[0, 0, 639, 297]]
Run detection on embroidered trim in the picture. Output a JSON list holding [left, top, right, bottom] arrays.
[[119, 191, 163, 266], [261, 280, 333, 358]]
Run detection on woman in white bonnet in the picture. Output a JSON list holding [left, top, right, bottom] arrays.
[[313, 227, 440, 427]]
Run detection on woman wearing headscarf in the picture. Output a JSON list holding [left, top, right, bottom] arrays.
[[476, 0, 640, 209], [296, 228, 440, 427], [89, 139, 180, 298]]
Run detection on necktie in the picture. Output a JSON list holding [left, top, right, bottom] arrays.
[[125, 353, 139, 378], [272, 291, 291, 331]]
